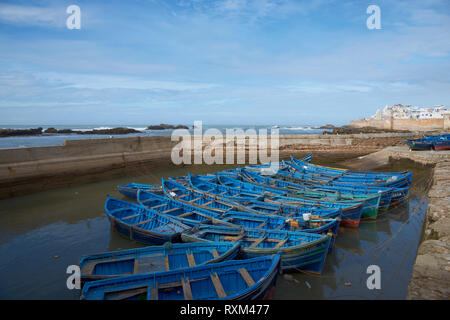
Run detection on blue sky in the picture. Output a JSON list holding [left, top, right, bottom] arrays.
[[0, 0, 449, 126]]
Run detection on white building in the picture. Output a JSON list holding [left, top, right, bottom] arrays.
[[369, 104, 448, 120]]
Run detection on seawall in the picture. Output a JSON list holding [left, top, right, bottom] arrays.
[[350, 118, 445, 131], [0, 133, 415, 198], [407, 161, 450, 299]]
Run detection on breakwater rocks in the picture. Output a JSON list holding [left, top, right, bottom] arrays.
[[323, 125, 411, 135], [45, 127, 142, 135], [1, 125, 191, 137], [0, 127, 43, 137], [146, 124, 189, 130], [407, 161, 450, 299]]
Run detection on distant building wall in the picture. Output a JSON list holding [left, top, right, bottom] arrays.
[[444, 114, 450, 130], [392, 119, 443, 131], [350, 118, 392, 129], [350, 118, 444, 131]]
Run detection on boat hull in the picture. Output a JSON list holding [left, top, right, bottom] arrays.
[[241, 237, 331, 273], [81, 255, 282, 300], [109, 216, 182, 245], [389, 187, 410, 208], [80, 242, 241, 283], [338, 203, 363, 228]]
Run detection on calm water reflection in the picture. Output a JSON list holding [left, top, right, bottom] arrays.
[[0, 160, 432, 299]]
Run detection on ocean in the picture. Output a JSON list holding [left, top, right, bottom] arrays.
[[0, 125, 330, 149]]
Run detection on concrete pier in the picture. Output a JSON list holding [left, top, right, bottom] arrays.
[[407, 161, 450, 299]]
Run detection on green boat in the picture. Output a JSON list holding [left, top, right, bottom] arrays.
[[215, 175, 381, 220], [287, 189, 381, 219]]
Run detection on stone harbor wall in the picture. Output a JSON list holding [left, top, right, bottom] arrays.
[[407, 161, 450, 299], [350, 118, 445, 131]]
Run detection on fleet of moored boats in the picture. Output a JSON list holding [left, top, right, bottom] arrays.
[[406, 133, 450, 151], [80, 154, 413, 300]]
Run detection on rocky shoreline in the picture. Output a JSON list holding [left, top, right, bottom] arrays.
[[0, 124, 190, 137], [407, 161, 450, 299]]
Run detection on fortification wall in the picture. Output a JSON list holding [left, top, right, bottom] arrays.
[[392, 119, 443, 131], [444, 114, 450, 130], [350, 119, 392, 129], [350, 118, 444, 131]]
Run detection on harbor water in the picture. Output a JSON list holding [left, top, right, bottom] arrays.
[[0, 157, 432, 299]]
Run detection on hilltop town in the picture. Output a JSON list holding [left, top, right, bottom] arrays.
[[350, 104, 450, 131]]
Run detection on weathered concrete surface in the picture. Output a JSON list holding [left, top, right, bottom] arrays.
[[341, 146, 450, 170], [350, 117, 446, 131], [407, 161, 450, 300], [387, 146, 450, 165]]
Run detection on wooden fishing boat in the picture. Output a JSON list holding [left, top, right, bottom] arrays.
[[138, 189, 339, 246], [423, 133, 450, 140], [389, 186, 410, 207], [218, 211, 339, 251], [236, 167, 393, 212], [285, 159, 412, 188], [80, 242, 241, 282], [290, 155, 411, 178], [136, 189, 239, 227], [117, 183, 163, 200], [406, 139, 434, 151], [302, 153, 312, 163], [182, 225, 331, 273], [188, 174, 363, 228], [216, 174, 381, 220], [272, 170, 409, 209], [160, 178, 342, 220], [81, 254, 281, 300], [432, 140, 450, 151], [105, 196, 189, 245]]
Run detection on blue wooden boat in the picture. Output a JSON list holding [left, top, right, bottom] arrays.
[[285, 159, 412, 188], [302, 153, 312, 163], [406, 139, 434, 151], [160, 178, 342, 219], [272, 170, 409, 209], [290, 155, 411, 179], [422, 133, 450, 140], [105, 196, 189, 245], [138, 189, 339, 246], [236, 167, 393, 212], [188, 174, 363, 228], [218, 211, 339, 252], [80, 242, 241, 282], [118, 183, 163, 200], [216, 174, 381, 220], [136, 189, 239, 227], [389, 186, 410, 207], [81, 254, 281, 300], [182, 225, 331, 273], [432, 140, 450, 151]]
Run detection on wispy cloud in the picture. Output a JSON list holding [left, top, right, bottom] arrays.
[[36, 73, 219, 91], [0, 0, 449, 125], [0, 3, 65, 27]]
